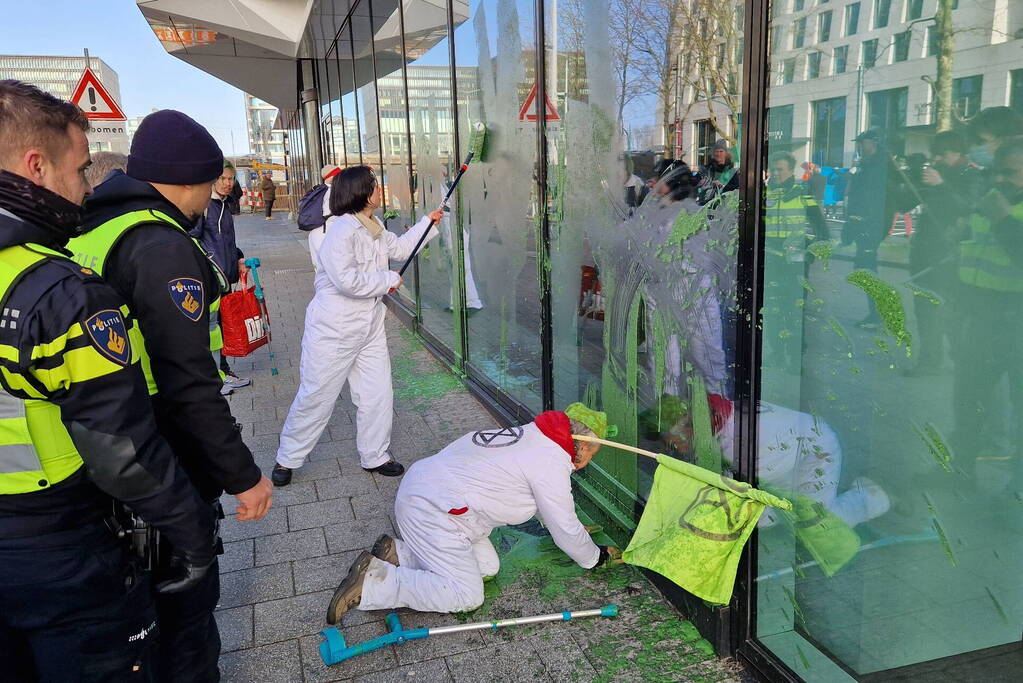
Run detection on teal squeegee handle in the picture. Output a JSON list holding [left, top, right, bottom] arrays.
[[243, 257, 265, 301], [320, 606, 618, 666]]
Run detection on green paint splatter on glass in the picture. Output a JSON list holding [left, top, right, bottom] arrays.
[[985, 587, 1009, 625], [807, 240, 833, 269], [904, 282, 942, 306], [846, 269, 911, 354], [931, 517, 957, 567], [913, 421, 954, 472]]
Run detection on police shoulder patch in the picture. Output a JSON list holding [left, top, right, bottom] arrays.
[[84, 309, 131, 366], [167, 278, 205, 322]]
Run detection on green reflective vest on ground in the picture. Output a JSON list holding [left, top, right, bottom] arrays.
[[959, 203, 1023, 293], [0, 244, 84, 494], [764, 185, 817, 239], [68, 209, 224, 395]]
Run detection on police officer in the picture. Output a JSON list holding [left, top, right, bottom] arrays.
[[0, 81, 217, 681], [952, 138, 1023, 476], [73, 110, 273, 682], [763, 152, 828, 375]]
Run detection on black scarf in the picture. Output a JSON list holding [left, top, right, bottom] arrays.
[[0, 170, 82, 247]]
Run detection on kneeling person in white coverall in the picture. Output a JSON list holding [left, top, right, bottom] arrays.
[[272, 166, 445, 485], [326, 404, 621, 622]]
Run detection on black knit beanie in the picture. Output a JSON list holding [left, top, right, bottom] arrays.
[[127, 110, 224, 185]]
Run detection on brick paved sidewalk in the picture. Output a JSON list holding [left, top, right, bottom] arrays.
[[217, 213, 751, 682]]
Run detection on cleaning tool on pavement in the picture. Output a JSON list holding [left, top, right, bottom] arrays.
[[572, 434, 791, 604], [219, 270, 269, 357], [319, 605, 618, 666], [398, 121, 488, 277], [243, 257, 278, 375]]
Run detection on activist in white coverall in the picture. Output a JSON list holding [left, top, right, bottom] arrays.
[[274, 166, 444, 482], [325, 406, 620, 620]]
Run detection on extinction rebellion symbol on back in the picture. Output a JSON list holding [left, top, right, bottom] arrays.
[[472, 426, 524, 448]]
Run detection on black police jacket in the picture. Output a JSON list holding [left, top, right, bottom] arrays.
[[0, 204, 214, 552], [82, 173, 262, 502]]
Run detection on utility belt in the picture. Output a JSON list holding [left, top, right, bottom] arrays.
[[107, 500, 225, 572]]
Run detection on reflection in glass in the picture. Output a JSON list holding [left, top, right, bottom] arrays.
[[455, 0, 541, 410], [756, 0, 1023, 676]]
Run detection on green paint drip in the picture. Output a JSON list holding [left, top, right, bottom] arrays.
[[931, 517, 957, 567], [905, 282, 942, 306], [826, 318, 850, 344], [807, 240, 833, 269], [985, 586, 1009, 625], [846, 270, 911, 354], [913, 421, 954, 472]]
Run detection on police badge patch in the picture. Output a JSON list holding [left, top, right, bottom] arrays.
[[167, 278, 205, 322], [84, 309, 131, 366]]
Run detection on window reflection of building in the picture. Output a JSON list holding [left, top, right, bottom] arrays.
[[245, 94, 286, 163]]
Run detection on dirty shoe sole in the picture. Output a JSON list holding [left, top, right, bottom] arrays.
[[326, 551, 373, 624], [371, 534, 399, 566]]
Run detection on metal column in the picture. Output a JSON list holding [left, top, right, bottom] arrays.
[[300, 60, 324, 172]]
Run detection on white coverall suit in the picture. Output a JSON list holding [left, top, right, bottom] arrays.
[[718, 403, 890, 527], [358, 423, 602, 613], [277, 212, 438, 470]]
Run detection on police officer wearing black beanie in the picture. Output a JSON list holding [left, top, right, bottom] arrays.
[[72, 110, 273, 682]]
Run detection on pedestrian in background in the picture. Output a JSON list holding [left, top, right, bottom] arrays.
[[190, 159, 252, 395], [0, 80, 217, 683], [259, 171, 276, 220], [85, 150, 127, 189], [272, 166, 445, 486], [309, 163, 342, 268], [74, 110, 273, 683]]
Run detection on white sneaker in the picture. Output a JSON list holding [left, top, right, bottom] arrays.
[[850, 476, 891, 523], [223, 372, 251, 389], [219, 383, 233, 396]]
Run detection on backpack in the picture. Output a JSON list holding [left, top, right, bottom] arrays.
[[297, 184, 329, 231]]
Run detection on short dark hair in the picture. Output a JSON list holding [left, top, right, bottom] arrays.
[[930, 130, 969, 156], [970, 106, 1023, 143], [329, 165, 377, 216], [0, 80, 89, 168], [769, 152, 797, 171]]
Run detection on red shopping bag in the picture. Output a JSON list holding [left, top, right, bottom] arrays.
[[220, 275, 269, 357]]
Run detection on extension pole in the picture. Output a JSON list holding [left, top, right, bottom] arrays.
[[429, 606, 615, 636], [572, 434, 659, 460], [398, 145, 479, 277]]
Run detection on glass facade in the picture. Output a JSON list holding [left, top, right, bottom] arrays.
[[276, 0, 1023, 678]]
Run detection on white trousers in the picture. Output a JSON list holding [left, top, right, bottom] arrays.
[[276, 316, 392, 470], [359, 493, 499, 613]]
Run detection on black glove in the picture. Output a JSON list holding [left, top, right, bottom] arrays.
[[155, 546, 217, 594]]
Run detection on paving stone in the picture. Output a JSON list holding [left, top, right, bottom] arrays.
[[254, 590, 335, 645], [350, 494, 391, 521], [268, 480, 320, 508], [324, 518, 393, 555], [220, 506, 289, 542], [253, 418, 285, 436], [292, 550, 361, 595], [291, 458, 342, 482], [220, 640, 302, 682], [315, 475, 377, 501], [288, 499, 356, 532], [220, 539, 254, 573], [354, 658, 452, 682], [219, 563, 294, 609], [215, 605, 253, 653], [527, 632, 597, 680], [255, 528, 328, 565], [444, 639, 548, 681], [299, 625, 397, 682]]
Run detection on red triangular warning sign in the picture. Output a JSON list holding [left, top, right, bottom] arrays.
[[70, 68, 126, 120], [518, 82, 560, 122]]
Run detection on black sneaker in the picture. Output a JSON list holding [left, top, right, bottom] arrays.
[[271, 464, 292, 487], [362, 460, 405, 477]]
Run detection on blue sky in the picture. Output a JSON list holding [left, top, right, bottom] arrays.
[[1, 1, 249, 155]]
